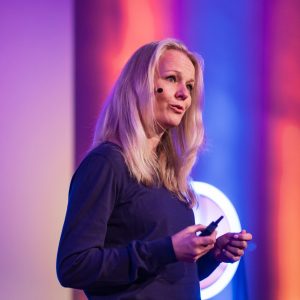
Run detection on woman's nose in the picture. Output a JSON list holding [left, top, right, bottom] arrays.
[[175, 84, 189, 100]]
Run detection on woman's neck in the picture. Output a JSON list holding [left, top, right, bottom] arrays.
[[147, 132, 164, 152], [147, 122, 167, 151]]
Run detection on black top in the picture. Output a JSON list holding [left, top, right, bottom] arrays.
[[56, 142, 219, 299]]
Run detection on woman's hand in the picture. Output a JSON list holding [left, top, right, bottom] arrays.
[[211, 229, 252, 263], [171, 224, 217, 263]]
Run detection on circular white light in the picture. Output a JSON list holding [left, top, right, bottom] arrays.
[[191, 181, 242, 299]]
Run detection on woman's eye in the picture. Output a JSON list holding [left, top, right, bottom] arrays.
[[186, 84, 194, 92], [166, 75, 176, 82]]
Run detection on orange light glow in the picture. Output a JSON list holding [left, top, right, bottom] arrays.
[[103, 0, 174, 88], [268, 0, 300, 298]]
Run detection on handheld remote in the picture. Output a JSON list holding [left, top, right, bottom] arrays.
[[199, 216, 224, 236]]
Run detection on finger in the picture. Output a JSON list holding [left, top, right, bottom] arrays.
[[211, 230, 217, 239], [232, 232, 252, 241], [226, 245, 245, 257], [222, 249, 240, 263], [194, 236, 215, 247], [228, 239, 248, 249], [194, 246, 214, 261], [185, 247, 210, 263]]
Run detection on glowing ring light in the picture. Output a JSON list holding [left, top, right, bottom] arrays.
[[191, 181, 241, 299]]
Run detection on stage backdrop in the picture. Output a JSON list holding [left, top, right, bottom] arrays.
[[1, 1, 299, 300], [0, 1, 72, 299], [74, 1, 300, 300]]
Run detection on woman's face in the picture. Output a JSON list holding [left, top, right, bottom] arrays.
[[154, 49, 195, 132]]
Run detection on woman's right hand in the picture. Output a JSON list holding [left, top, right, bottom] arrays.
[[171, 224, 216, 263]]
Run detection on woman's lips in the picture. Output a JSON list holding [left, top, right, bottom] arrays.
[[170, 104, 184, 113]]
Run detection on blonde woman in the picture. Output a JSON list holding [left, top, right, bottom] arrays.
[[57, 39, 252, 300]]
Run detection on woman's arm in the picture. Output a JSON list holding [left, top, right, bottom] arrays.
[[56, 154, 177, 290]]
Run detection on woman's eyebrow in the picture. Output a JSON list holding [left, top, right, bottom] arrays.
[[162, 70, 195, 82], [186, 79, 195, 85]]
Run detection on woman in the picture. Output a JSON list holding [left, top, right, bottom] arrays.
[[57, 38, 252, 299]]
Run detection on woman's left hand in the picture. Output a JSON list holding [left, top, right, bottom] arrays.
[[211, 229, 252, 263]]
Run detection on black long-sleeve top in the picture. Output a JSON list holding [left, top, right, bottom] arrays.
[[56, 142, 219, 299]]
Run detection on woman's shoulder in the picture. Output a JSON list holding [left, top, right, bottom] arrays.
[[72, 142, 128, 186], [89, 141, 122, 156], [87, 141, 123, 163]]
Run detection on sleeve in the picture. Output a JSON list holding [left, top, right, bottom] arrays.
[[56, 154, 177, 290], [197, 250, 221, 281]]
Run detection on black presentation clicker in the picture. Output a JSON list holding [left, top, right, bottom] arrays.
[[199, 216, 224, 236]]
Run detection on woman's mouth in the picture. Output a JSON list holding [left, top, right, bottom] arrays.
[[169, 104, 184, 114]]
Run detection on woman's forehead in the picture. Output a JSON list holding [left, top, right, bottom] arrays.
[[157, 49, 195, 79]]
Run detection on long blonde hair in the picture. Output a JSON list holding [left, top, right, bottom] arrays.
[[93, 38, 205, 207]]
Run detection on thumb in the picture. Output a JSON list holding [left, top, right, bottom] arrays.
[[189, 224, 206, 233]]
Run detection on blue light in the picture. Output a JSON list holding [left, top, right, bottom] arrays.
[[192, 181, 241, 299]]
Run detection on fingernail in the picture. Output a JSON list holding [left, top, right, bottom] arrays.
[[233, 234, 239, 239]]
